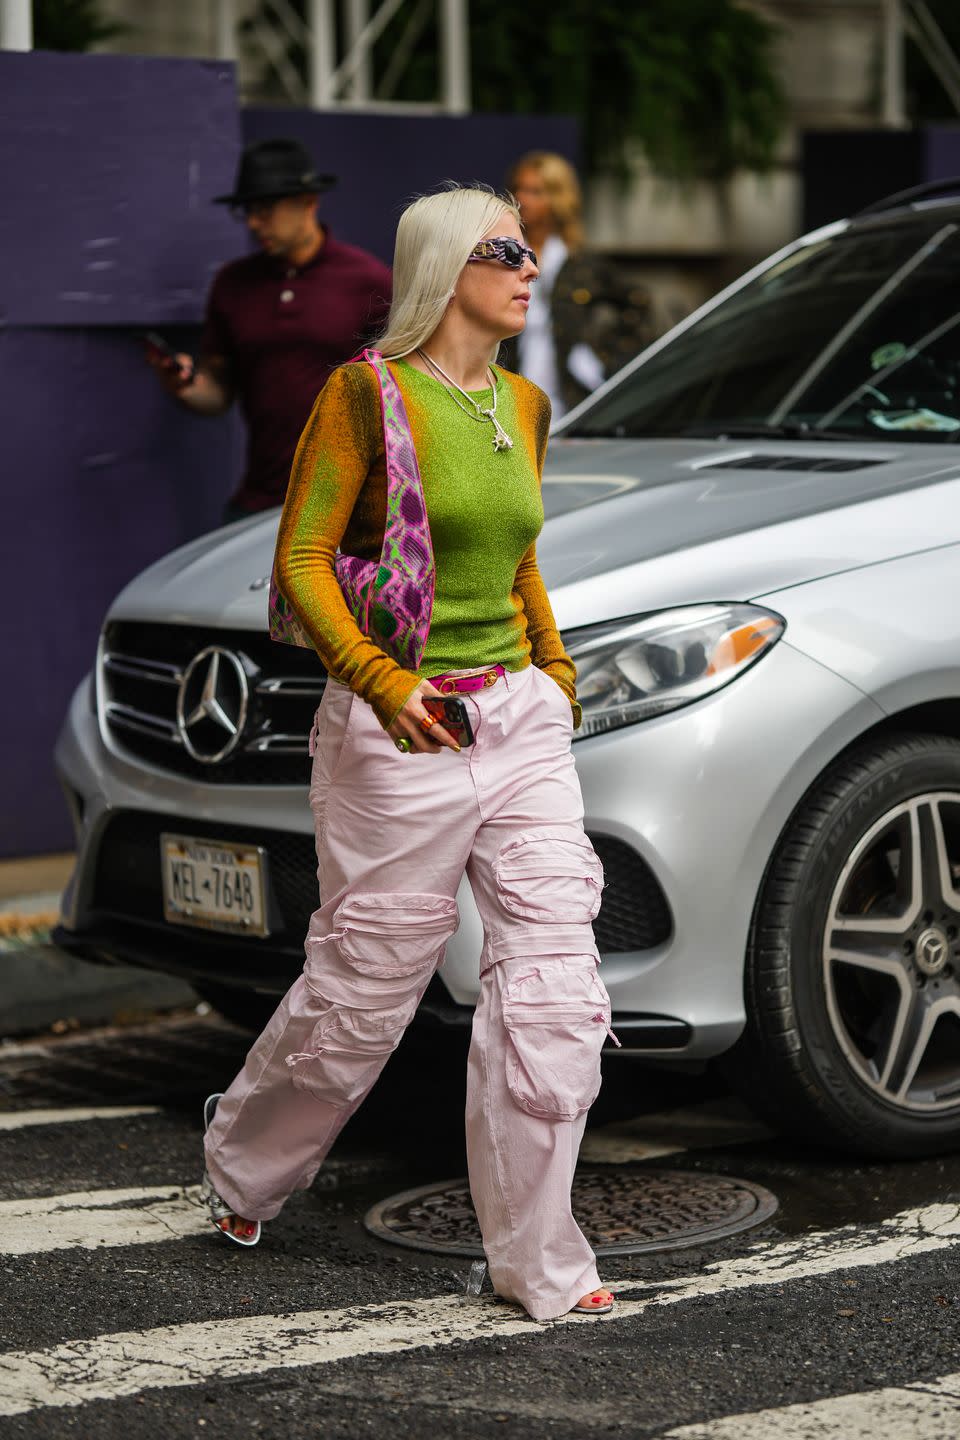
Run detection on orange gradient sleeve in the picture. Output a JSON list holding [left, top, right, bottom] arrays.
[[512, 387, 582, 728], [273, 364, 423, 728]]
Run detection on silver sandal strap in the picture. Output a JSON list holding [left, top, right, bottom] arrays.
[[200, 1170, 235, 1223]]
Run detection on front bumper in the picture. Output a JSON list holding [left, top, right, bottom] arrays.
[[54, 641, 880, 1057]]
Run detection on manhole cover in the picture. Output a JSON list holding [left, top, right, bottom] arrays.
[[364, 1169, 778, 1257]]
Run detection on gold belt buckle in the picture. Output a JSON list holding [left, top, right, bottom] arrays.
[[439, 677, 458, 695], [482, 669, 499, 688]]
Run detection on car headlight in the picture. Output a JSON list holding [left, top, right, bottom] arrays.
[[566, 603, 785, 739]]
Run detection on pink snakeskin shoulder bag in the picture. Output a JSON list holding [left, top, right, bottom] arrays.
[[268, 349, 435, 672]]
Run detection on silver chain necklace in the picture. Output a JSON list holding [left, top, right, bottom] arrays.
[[415, 348, 513, 452]]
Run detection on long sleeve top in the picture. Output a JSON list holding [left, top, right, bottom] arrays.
[[274, 356, 580, 729]]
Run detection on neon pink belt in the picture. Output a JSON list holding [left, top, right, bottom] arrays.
[[428, 664, 506, 695]]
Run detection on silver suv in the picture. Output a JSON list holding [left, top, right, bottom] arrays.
[[55, 182, 960, 1158]]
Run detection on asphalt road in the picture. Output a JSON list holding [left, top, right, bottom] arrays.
[[2, 1011, 959, 1439]]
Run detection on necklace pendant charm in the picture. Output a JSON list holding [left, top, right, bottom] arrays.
[[482, 407, 513, 452], [417, 351, 513, 452]]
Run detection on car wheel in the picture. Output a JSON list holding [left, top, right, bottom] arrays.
[[194, 983, 277, 1032], [727, 732, 960, 1158]]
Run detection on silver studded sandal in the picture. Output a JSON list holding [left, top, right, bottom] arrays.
[[201, 1093, 262, 1248]]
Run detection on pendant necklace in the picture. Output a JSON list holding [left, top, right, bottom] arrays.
[[416, 348, 513, 452]]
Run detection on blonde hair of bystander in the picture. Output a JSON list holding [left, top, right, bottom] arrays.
[[506, 151, 585, 254]]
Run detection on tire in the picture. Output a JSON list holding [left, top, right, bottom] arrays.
[[725, 732, 960, 1158], [194, 983, 277, 1032]]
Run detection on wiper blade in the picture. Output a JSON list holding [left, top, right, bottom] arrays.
[[681, 421, 855, 443]]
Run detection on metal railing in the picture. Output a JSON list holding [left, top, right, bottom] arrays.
[[0, 0, 32, 50], [214, 0, 470, 112]]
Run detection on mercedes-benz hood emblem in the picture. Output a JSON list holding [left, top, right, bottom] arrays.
[[176, 646, 249, 763]]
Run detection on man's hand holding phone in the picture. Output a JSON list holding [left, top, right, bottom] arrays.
[[388, 680, 471, 755], [144, 331, 196, 393]]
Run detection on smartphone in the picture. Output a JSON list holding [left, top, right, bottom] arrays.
[[422, 695, 475, 747], [143, 330, 193, 379]]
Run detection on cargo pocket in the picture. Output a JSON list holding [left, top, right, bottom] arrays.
[[493, 828, 603, 925], [501, 962, 613, 1121], [286, 997, 416, 1106], [292, 893, 459, 1104], [333, 892, 459, 977]]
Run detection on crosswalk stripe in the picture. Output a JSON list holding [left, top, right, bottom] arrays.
[[0, 1201, 958, 1415], [0, 1295, 536, 1416], [0, 1107, 160, 1132], [630, 1200, 960, 1307], [661, 1371, 960, 1437], [0, 1186, 206, 1255]]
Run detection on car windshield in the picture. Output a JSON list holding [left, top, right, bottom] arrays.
[[567, 214, 960, 443]]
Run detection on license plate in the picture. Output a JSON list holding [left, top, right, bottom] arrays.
[[161, 834, 269, 938]]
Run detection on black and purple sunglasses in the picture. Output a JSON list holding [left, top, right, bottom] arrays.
[[468, 237, 538, 270]]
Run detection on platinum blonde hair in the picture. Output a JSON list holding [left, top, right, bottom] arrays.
[[378, 184, 521, 360]]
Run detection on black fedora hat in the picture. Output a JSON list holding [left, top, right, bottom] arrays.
[[214, 138, 337, 206]]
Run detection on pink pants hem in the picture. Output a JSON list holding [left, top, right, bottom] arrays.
[[498, 1261, 604, 1322]]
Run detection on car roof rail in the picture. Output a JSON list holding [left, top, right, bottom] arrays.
[[856, 177, 960, 217]]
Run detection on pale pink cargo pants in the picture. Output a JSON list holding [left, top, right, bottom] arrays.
[[203, 662, 612, 1321]]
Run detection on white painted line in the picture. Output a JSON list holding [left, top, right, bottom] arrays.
[[624, 1200, 960, 1309], [0, 1186, 206, 1256], [0, 1295, 531, 1416], [0, 1041, 55, 1061], [662, 1371, 960, 1438], [581, 1098, 774, 1164], [0, 1201, 958, 1416], [0, 1107, 160, 1132]]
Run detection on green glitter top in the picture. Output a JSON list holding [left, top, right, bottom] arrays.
[[275, 358, 579, 728]]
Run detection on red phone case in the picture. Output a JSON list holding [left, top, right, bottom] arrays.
[[422, 696, 475, 746]]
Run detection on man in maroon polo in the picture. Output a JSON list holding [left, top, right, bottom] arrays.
[[152, 139, 392, 522]]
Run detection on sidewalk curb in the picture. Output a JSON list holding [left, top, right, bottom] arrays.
[[1, 945, 197, 1038]]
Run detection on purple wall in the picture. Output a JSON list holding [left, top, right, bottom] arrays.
[[0, 48, 579, 858], [0, 52, 241, 326], [0, 328, 245, 856], [0, 52, 244, 857], [925, 126, 960, 181]]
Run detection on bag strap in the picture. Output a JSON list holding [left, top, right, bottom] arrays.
[[356, 349, 426, 507], [355, 348, 433, 560], [352, 349, 435, 661]]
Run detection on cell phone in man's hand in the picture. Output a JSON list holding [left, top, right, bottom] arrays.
[[143, 331, 194, 382], [422, 695, 475, 747]]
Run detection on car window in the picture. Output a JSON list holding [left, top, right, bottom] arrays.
[[567, 217, 960, 443]]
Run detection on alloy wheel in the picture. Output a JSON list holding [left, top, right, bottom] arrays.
[[823, 793, 960, 1113]]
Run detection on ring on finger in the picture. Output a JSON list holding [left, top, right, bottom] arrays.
[[419, 712, 438, 732], [395, 736, 412, 753]]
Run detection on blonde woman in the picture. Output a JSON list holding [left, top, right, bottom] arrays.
[[201, 184, 616, 1323], [506, 150, 652, 419]]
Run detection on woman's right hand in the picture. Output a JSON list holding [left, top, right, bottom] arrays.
[[387, 680, 461, 755]]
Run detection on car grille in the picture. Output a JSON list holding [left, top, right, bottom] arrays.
[[100, 621, 326, 785], [91, 814, 672, 956]]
